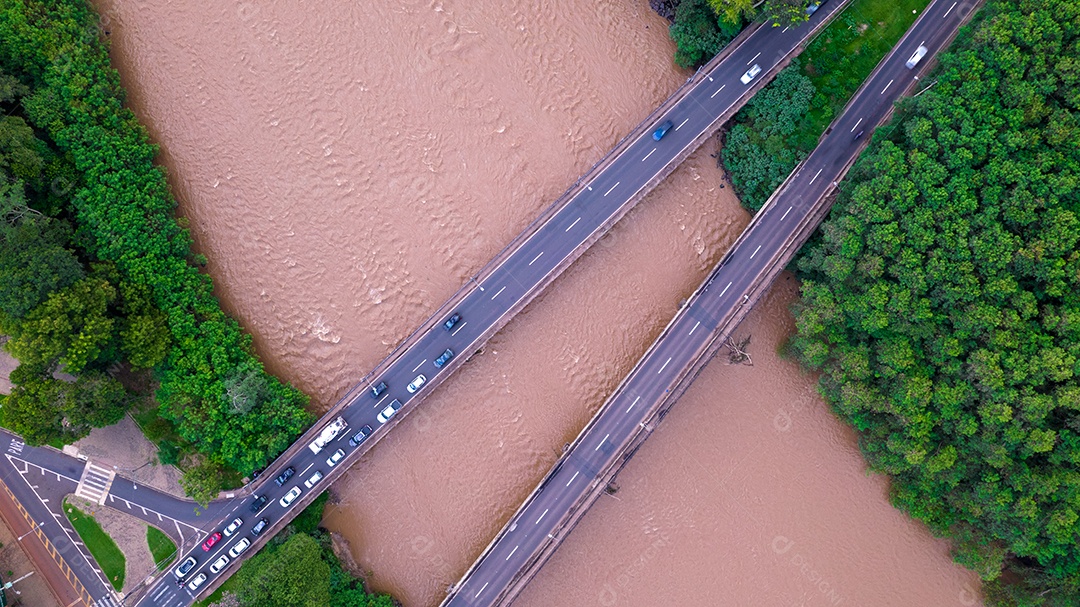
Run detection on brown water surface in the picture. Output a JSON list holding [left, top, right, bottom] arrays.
[[95, 1, 982, 605]]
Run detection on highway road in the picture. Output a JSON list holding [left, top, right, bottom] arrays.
[[440, 0, 979, 605], [131, 3, 856, 606], [128, 2, 852, 605]]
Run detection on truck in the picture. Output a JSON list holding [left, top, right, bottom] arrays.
[[308, 416, 347, 454]]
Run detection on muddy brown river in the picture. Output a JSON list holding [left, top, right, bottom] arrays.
[[94, 0, 982, 605]]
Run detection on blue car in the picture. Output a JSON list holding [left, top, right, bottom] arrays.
[[652, 120, 674, 141]]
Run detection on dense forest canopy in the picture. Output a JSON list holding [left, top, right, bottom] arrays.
[[0, 0, 311, 502], [791, 0, 1080, 604]]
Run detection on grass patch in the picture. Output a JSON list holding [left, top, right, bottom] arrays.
[[800, 0, 932, 139], [146, 526, 177, 570], [63, 499, 125, 591], [724, 0, 934, 211]]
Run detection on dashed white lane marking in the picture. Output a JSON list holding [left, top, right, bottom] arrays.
[[451, 321, 467, 337], [781, 206, 793, 221], [850, 117, 863, 132], [642, 148, 656, 161], [748, 52, 761, 64], [536, 508, 549, 525], [529, 251, 544, 266], [595, 434, 610, 451], [881, 79, 894, 94], [720, 282, 732, 297], [475, 582, 489, 599], [565, 217, 581, 232], [491, 286, 507, 300], [626, 396, 641, 413], [506, 545, 519, 560], [782, 26, 790, 33], [944, 1, 957, 17], [412, 360, 426, 372], [566, 471, 580, 486], [710, 84, 726, 99], [658, 357, 672, 374], [603, 182, 620, 196], [676, 118, 689, 130], [809, 169, 823, 185], [689, 321, 700, 336], [750, 245, 762, 260]]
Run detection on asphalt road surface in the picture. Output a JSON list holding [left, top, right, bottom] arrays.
[[134, 3, 857, 606], [440, 1, 979, 605], [0, 428, 230, 607]]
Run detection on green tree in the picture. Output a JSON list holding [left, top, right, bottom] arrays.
[[5, 276, 117, 374], [236, 533, 332, 607], [0, 205, 83, 321]]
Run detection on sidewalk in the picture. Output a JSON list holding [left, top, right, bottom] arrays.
[[72, 416, 186, 499]]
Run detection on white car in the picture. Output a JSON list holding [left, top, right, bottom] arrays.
[[222, 517, 242, 537], [279, 486, 302, 507], [209, 554, 230, 574], [228, 537, 251, 558], [407, 374, 427, 393], [906, 45, 928, 69], [304, 470, 323, 489], [377, 399, 403, 424], [187, 572, 207, 592], [326, 448, 345, 467], [740, 64, 761, 85], [174, 556, 197, 579]]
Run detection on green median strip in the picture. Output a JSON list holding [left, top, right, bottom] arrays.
[[147, 525, 177, 571], [63, 499, 125, 591]]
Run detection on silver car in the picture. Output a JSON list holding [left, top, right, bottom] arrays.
[[906, 45, 928, 68], [740, 64, 761, 85]]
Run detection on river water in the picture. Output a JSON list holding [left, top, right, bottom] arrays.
[[94, 0, 982, 605]]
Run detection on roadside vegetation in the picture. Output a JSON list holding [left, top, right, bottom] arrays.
[[63, 500, 125, 591], [0, 0, 312, 504], [197, 494, 395, 607], [721, 0, 931, 211], [667, 0, 824, 69], [788, 0, 1080, 604], [146, 526, 176, 571]]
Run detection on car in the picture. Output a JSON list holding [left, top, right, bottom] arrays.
[[443, 313, 461, 331], [433, 348, 454, 368], [407, 374, 426, 394], [304, 470, 324, 489], [250, 494, 268, 513], [174, 556, 197, 579], [209, 554, 230, 574], [906, 45, 928, 69], [202, 532, 222, 551], [377, 399, 403, 423], [279, 486, 302, 508], [251, 517, 269, 536], [652, 120, 674, 141], [326, 448, 345, 467], [740, 64, 762, 85], [371, 381, 387, 398], [805, 0, 824, 16], [274, 466, 295, 486], [187, 572, 207, 592], [228, 537, 251, 558], [348, 425, 373, 447], [223, 517, 243, 537]]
